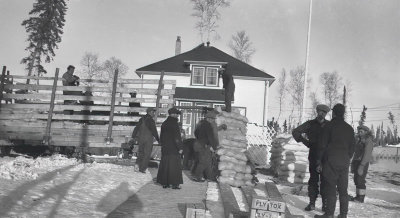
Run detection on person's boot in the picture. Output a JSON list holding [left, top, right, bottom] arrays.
[[337, 214, 347, 218], [314, 214, 334, 218], [305, 202, 315, 211], [322, 198, 327, 212], [353, 195, 365, 203]]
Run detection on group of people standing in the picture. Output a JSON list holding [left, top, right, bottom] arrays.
[[293, 103, 374, 218], [131, 106, 226, 189]]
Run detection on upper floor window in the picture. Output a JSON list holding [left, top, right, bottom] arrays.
[[191, 66, 219, 87], [192, 67, 205, 85], [206, 68, 218, 86]]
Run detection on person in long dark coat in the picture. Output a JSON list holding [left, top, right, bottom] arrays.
[[156, 107, 183, 189]]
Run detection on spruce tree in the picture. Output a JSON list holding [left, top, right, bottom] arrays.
[[376, 126, 381, 145], [283, 120, 288, 133], [358, 105, 367, 127], [21, 0, 67, 83]]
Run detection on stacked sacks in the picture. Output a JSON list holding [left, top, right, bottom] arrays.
[[215, 108, 254, 187], [270, 134, 310, 184]]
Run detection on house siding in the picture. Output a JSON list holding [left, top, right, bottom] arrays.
[[141, 74, 268, 124]]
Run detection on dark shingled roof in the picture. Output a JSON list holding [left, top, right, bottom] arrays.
[[136, 44, 274, 80], [174, 87, 225, 102]]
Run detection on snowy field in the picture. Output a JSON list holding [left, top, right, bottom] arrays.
[[0, 153, 399, 217], [0, 155, 152, 217], [270, 155, 400, 218]]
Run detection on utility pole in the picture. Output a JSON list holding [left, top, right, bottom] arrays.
[[301, 0, 313, 124]]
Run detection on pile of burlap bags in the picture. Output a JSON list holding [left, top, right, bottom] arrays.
[[215, 108, 254, 187], [270, 134, 309, 184]]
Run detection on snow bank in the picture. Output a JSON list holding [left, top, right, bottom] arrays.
[[0, 155, 79, 180]]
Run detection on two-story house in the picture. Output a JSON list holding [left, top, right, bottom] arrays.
[[136, 37, 275, 136]]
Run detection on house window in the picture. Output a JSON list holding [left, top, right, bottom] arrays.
[[192, 67, 205, 85], [206, 68, 218, 86]]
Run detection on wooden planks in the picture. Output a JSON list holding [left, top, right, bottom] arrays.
[[219, 183, 248, 218], [2, 93, 173, 104], [4, 84, 175, 95], [5, 75, 176, 85]]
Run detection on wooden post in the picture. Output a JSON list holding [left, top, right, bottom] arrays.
[[106, 69, 119, 144], [0, 66, 7, 108], [396, 148, 399, 163], [154, 70, 165, 122], [43, 68, 59, 145]]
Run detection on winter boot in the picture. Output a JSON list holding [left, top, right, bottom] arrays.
[[353, 195, 365, 203], [314, 214, 334, 218], [322, 197, 327, 212], [305, 202, 315, 211]]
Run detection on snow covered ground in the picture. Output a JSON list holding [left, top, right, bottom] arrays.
[[260, 158, 400, 218], [0, 155, 152, 217], [0, 154, 398, 217]]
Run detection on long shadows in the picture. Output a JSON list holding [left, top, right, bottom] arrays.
[[0, 164, 78, 217]]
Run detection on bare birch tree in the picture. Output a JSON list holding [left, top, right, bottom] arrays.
[[79, 52, 102, 81], [309, 91, 320, 119], [276, 68, 287, 122], [288, 66, 311, 123], [229, 30, 255, 63], [190, 0, 230, 42], [320, 71, 343, 109], [102, 57, 129, 80]]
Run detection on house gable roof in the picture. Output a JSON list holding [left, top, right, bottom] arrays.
[[136, 44, 274, 81]]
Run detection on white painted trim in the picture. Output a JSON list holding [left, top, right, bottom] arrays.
[[136, 71, 275, 82], [184, 60, 228, 65], [175, 98, 225, 103]]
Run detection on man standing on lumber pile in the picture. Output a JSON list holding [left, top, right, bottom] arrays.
[[349, 125, 374, 203], [193, 110, 225, 182], [292, 104, 330, 211], [315, 104, 355, 218], [131, 107, 159, 173], [156, 107, 183, 189], [219, 66, 235, 113]]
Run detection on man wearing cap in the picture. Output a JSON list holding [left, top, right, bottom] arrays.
[[315, 103, 355, 218], [157, 107, 184, 189], [349, 125, 374, 203], [192, 110, 221, 182], [292, 104, 330, 211], [131, 107, 160, 173]]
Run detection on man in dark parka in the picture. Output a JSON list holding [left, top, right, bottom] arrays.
[[292, 104, 330, 211], [219, 66, 235, 113], [192, 110, 220, 182], [156, 107, 183, 189], [315, 104, 355, 218], [131, 107, 160, 173]]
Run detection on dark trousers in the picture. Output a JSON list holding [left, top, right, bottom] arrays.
[[308, 158, 321, 203], [136, 140, 153, 172], [352, 160, 369, 191], [224, 83, 235, 112], [193, 142, 213, 180], [182, 138, 195, 170], [321, 162, 349, 216]]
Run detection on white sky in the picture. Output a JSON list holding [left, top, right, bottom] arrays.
[[0, 0, 399, 129]]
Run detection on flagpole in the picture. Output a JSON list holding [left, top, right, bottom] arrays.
[[301, 0, 313, 124]]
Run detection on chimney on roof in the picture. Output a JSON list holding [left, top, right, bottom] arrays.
[[175, 36, 181, 55], [206, 41, 210, 47]]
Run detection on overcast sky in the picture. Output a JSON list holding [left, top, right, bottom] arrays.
[[0, 0, 399, 129]]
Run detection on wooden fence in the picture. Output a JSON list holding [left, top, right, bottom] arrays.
[[0, 66, 175, 150]]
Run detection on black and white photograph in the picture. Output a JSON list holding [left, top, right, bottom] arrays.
[[0, 0, 399, 217]]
